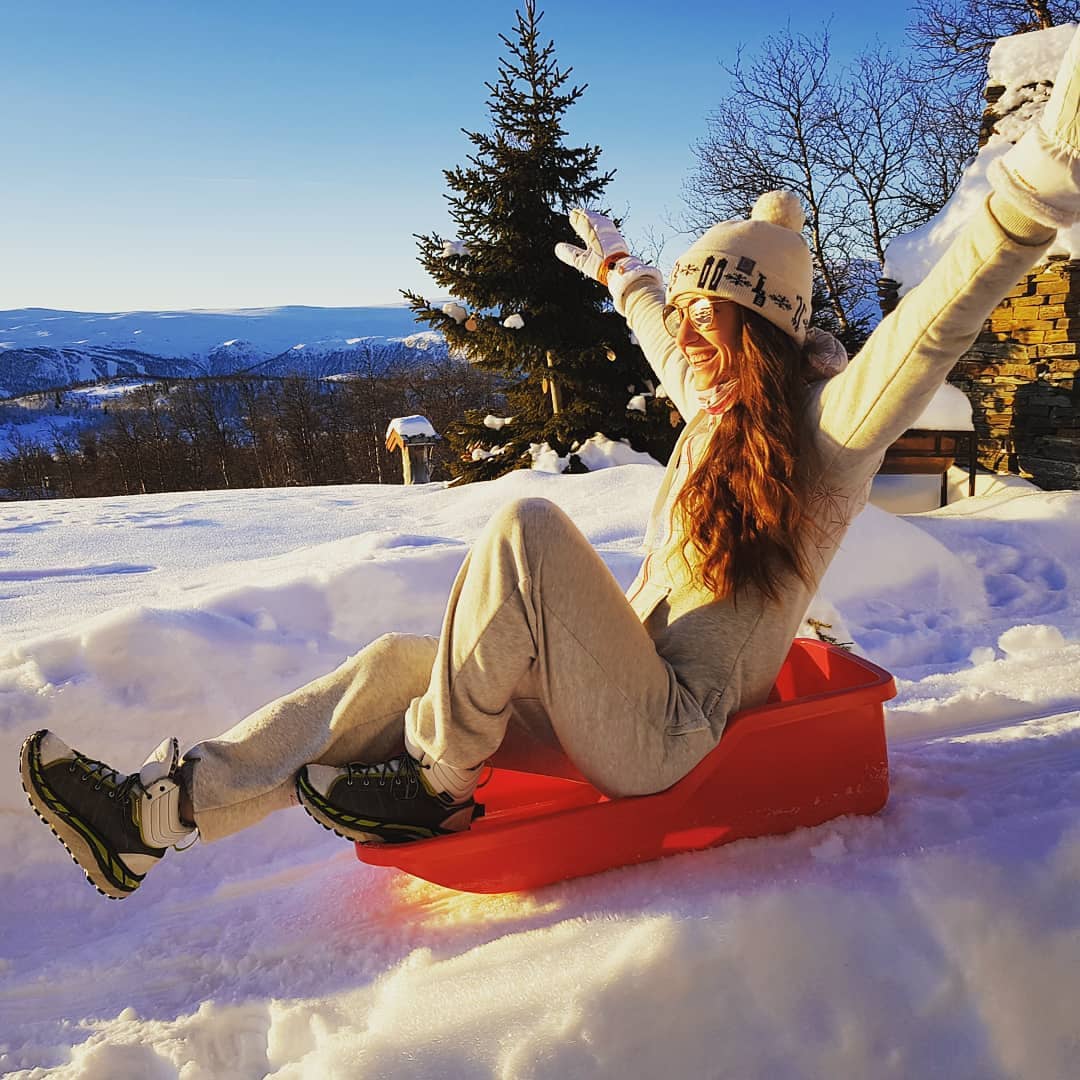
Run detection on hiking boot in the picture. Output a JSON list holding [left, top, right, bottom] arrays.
[[296, 751, 483, 844], [19, 730, 196, 899]]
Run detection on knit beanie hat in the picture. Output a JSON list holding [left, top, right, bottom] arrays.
[[667, 191, 814, 345]]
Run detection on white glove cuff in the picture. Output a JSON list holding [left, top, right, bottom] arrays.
[[987, 125, 1080, 230], [608, 257, 664, 315]]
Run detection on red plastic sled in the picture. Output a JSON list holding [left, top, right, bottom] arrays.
[[356, 639, 896, 893]]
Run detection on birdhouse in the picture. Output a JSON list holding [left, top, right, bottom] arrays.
[[385, 415, 441, 485]]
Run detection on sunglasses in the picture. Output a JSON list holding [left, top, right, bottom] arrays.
[[661, 297, 732, 338]]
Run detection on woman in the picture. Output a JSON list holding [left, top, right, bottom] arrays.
[[21, 28, 1080, 899]]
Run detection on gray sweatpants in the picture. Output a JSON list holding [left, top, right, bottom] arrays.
[[186, 498, 715, 842]]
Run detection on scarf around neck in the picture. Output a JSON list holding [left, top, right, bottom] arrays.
[[696, 378, 738, 416]]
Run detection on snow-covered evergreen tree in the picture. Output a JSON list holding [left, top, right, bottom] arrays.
[[402, 1, 677, 481]]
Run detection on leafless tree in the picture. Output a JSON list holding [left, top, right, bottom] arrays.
[[908, 0, 1080, 156], [1, 432, 53, 499], [49, 426, 82, 497], [687, 31, 857, 332], [821, 45, 942, 265], [910, 0, 1077, 88], [687, 30, 945, 346]]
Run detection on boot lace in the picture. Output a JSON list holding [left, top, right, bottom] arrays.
[[344, 754, 421, 799], [69, 751, 147, 804]]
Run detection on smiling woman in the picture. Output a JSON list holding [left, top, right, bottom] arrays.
[[662, 297, 742, 393], [16, 22, 1080, 909]]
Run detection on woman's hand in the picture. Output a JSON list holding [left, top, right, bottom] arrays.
[[989, 25, 1080, 228], [555, 208, 663, 314]]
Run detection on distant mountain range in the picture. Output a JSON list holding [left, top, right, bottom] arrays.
[[0, 305, 449, 398]]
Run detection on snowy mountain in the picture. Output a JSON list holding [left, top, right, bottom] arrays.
[[0, 306, 449, 397]]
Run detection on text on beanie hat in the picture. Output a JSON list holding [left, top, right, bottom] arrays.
[[667, 191, 814, 345]]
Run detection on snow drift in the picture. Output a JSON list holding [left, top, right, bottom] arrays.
[[1, 462, 1079, 1078]]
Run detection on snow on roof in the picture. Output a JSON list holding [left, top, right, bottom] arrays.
[[385, 414, 438, 440], [912, 382, 974, 430], [988, 22, 1076, 90], [885, 24, 1079, 294]]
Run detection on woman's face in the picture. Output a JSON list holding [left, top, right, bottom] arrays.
[[672, 298, 742, 391]]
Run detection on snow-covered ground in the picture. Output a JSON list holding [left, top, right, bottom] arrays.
[[1, 462, 1078, 1078]]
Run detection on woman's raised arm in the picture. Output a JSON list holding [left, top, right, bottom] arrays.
[[811, 25, 1080, 482], [555, 209, 700, 422]]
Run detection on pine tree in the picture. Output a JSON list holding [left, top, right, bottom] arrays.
[[402, 1, 677, 482]]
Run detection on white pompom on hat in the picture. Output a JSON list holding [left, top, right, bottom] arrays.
[[667, 190, 814, 344]]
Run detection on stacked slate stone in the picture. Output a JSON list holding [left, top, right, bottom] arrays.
[[952, 56, 1080, 489], [952, 259, 1080, 487]]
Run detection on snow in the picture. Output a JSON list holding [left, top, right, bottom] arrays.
[[911, 382, 973, 430], [0, 411, 81, 456], [1, 462, 1080, 1076], [385, 415, 438, 440], [998, 622, 1066, 656], [526, 441, 568, 473], [988, 23, 1077, 96], [573, 434, 660, 471], [470, 443, 512, 462], [0, 305, 436, 360], [0, 379, 165, 456], [399, 331, 445, 352], [482, 414, 512, 430], [885, 24, 1080, 292], [0, 379, 168, 454], [72, 381, 154, 401], [502, 313, 525, 330], [526, 433, 661, 473], [870, 464, 1006, 515]]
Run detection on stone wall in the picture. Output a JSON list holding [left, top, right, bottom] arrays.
[[953, 54, 1080, 490], [950, 257, 1080, 488], [879, 58, 1080, 492]]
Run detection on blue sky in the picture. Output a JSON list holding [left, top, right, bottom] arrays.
[[1, 1, 912, 312]]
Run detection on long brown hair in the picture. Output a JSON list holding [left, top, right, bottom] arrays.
[[673, 307, 815, 603]]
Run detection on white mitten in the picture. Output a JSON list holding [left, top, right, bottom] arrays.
[[555, 208, 663, 314], [988, 24, 1080, 228]]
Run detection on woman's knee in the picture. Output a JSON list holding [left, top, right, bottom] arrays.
[[364, 632, 438, 667], [489, 497, 574, 543]]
